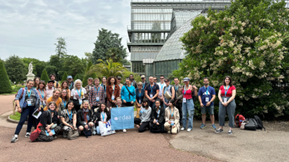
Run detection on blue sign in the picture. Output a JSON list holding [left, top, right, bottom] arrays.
[[111, 107, 134, 130]]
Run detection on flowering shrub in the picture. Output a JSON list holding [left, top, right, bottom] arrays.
[[173, 0, 289, 118]]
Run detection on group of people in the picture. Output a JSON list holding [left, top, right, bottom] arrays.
[[11, 73, 237, 143]]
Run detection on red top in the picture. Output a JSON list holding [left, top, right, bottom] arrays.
[[219, 85, 236, 97], [182, 87, 192, 99]]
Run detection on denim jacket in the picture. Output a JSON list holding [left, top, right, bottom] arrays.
[[15, 87, 40, 110]]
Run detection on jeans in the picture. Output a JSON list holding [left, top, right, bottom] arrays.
[[218, 97, 236, 128], [182, 99, 194, 129], [148, 100, 155, 109], [163, 98, 169, 109], [15, 106, 35, 135]]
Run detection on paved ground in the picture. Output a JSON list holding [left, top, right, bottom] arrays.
[[1, 94, 289, 162], [0, 95, 214, 162]]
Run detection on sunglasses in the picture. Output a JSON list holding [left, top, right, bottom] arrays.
[[160, 78, 164, 79]]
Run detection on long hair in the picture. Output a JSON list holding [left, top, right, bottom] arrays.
[[142, 98, 149, 108], [66, 100, 74, 111], [61, 89, 70, 102], [223, 76, 233, 86], [61, 81, 69, 90], [97, 103, 108, 113], [73, 79, 83, 90], [37, 80, 46, 90], [107, 76, 117, 86], [80, 100, 91, 110], [34, 77, 40, 87], [48, 101, 57, 110]]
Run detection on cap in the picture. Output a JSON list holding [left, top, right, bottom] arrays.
[[48, 80, 55, 83], [141, 75, 145, 78], [67, 76, 72, 79], [183, 77, 190, 82]]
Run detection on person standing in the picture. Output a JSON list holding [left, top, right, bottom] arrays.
[[164, 99, 180, 134], [145, 76, 159, 108], [89, 78, 105, 111], [50, 74, 60, 88], [46, 80, 55, 99], [70, 79, 86, 112], [33, 77, 40, 89], [216, 76, 236, 135], [117, 76, 123, 90], [129, 74, 137, 88], [173, 78, 183, 125], [101, 76, 107, 104], [84, 77, 94, 100], [181, 77, 198, 132], [198, 78, 217, 130], [67, 76, 74, 90], [106, 77, 120, 108], [141, 75, 148, 90], [157, 75, 166, 106], [11, 80, 41, 143], [36, 80, 47, 107], [121, 78, 136, 106], [60, 81, 71, 97], [153, 77, 157, 84], [162, 79, 175, 109], [135, 82, 145, 118]]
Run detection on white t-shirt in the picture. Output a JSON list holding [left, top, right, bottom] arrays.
[[71, 88, 86, 100], [157, 82, 166, 96], [46, 87, 55, 99]]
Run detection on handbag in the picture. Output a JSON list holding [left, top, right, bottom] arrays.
[[244, 118, 257, 131]]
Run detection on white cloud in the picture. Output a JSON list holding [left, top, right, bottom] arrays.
[[0, 0, 131, 61]]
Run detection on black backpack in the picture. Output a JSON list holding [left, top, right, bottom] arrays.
[[254, 115, 266, 131]]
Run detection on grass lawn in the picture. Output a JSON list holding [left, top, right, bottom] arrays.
[[0, 91, 17, 95], [9, 112, 21, 121]]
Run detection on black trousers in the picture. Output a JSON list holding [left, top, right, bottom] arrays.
[[175, 102, 182, 125], [134, 118, 149, 132], [123, 102, 134, 107]]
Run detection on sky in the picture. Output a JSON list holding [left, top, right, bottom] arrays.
[[0, 0, 131, 61]]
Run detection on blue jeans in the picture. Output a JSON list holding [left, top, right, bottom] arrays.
[[182, 99, 194, 129], [15, 106, 35, 135], [149, 100, 155, 109], [163, 98, 169, 109], [218, 97, 236, 128]]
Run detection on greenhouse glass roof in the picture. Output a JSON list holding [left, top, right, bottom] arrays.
[[154, 11, 206, 62]]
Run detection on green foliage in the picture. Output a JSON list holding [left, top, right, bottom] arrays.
[[10, 112, 21, 121], [92, 28, 127, 64], [0, 60, 12, 93], [54, 37, 67, 58], [88, 59, 127, 79], [40, 69, 49, 83], [61, 72, 68, 82], [122, 71, 141, 83], [62, 55, 86, 77], [173, 0, 289, 118], [21, 58, 46, 77], [83, 61, 97, 87], [45, 65, 57, 77], [5, 55, 26, 83], [74, 74, 81, 80]]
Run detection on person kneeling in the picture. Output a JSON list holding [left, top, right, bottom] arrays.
[[150, 100, 165, 133], [77, 101, 94, 138], [134, 99, 151, 132], [93, 103, 111, 135], [35, 102, 61, 142], [164, 100, 180, 134], [60, 101, 79, 140]]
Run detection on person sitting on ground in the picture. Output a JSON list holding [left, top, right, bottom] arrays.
[[46, 80, 55, 98], [59, 89, 70, 114], [61, 101, 79, 140], [44, 89, 62, 112], [71, 79, 86, 112], [77, 101, 94, 138], [164, 99, 180, 134], [134, 98, 151, 132], [92, 103, 111, 135], [150, 100, 165, 133], [11, 80, 41, 143], [60, 81, 71, 97], [106, 76, 120, 108], [35, 101, 61, 142], [67, 76, 74, 90]]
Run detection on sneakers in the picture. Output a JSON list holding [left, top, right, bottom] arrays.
[[187, 128, 192, 132], [11, 135, 18, 143], [180, 127, 185, 131], [25, 132, 31, 138], [200, 124, 206, 129], [212, 124, 217, 130], [215, 128, 223, 133], [123, 129, 126, 133], [228, 129, 233, 135]]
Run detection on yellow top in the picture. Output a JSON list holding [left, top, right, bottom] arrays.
[[44, 97, 62, 111]]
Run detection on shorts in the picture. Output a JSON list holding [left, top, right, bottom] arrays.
[[201, 105, 214, 115]]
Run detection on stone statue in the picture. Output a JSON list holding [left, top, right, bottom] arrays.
[[26, 62, 35, 80]]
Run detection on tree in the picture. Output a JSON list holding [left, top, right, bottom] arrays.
[[54, 37, 67, 58], [0, 60, 12, 93], [21, 58, 46, 77], [74, 74, 81, 80], [45, 65, 57, 78], [83, 60, 97, 87], [5, 55, 26, 83], [40, 69, 49, 83], [92, 28, 127, 64], [88, 59, 127, 79], [173, 0, 289, 118], [61, 72, 68, 82], [62, 55, 86, 77]]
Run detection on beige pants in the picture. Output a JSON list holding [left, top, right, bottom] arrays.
[[164, 122, 178, 134]]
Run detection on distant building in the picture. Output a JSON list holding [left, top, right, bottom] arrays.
[[127, 0, 231, 79]]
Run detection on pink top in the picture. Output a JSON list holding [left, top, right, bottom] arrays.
[[182, 87, 192, 99]]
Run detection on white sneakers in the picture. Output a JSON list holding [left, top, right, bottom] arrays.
[[187, 128, 192, 132], [123, 129, 126, 133], [181, 127, 185, 131], [25, 132, 31, 138]]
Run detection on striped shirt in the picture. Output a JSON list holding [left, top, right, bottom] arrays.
[[89, 85, 105, 106]]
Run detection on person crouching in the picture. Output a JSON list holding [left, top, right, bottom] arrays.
[[77, 101, 94, 138], [164, 99, 180, 134]]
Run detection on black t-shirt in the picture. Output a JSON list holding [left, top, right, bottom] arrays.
[[145, 83, 159, 97]]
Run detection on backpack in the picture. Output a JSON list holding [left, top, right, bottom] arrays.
[[235, 114, 245, 127], [254, 115, 266, 131], [244, 118, 258, 131]]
